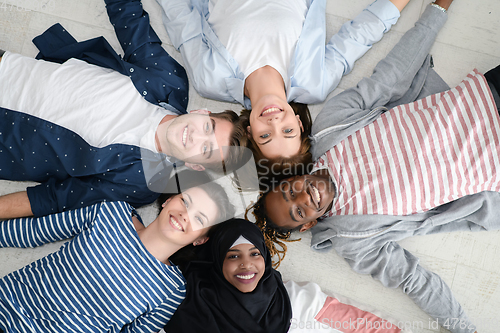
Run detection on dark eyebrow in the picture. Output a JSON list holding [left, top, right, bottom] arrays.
[[259, 138, 272, 146], [211, 118, 216, 134], [227, 249, 241, 253], [281, 184, 298, 223], [260, 133, 297, 145], [281, 183, 288, 202], [199, 210, 208, 224]]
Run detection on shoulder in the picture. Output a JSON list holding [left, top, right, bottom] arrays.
[[93, 201, 136, 222]]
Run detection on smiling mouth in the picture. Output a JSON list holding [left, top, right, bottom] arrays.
[[182, 126, 188, 147], [309, 183, 321, 208], [236, 273, 256, 280], [169, 216, 184, 231], [260, 106, 283, 117]]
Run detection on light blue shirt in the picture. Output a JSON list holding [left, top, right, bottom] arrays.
[[157, 0, 401, 109]]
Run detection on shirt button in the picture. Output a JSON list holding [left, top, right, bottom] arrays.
[[130, 68, 134, 73]]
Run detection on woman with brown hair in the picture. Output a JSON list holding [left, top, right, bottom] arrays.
[[157, 0, 411, 163]]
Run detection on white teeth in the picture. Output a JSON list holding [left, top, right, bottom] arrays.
[[262, 107, 281, 115], [311, 186, 320, 205], [182, 127, 188, 146], [236, 273, 256, 280], [170, 216, 182, 231]]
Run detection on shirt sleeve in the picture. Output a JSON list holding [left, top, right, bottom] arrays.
[[325, 0, 400, 86], [120, 285, 186, 333], [292, 0, 401, 104], [310, 4, 449, 161], [26, 173, 159, 218], [316, 4, 447, 119], [341, 241, 476, 333], [311, 190, 500, 333], [105, 0, 169, 64], [104, 0, 189, 112], [0, 204, 99, 248], [155, 0, 244, 104]]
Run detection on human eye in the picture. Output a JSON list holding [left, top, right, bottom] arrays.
[[296, 207, 303, 219], [226, 254, 238, 259], [205, 122, 210, 133], [181, 197, 188, 207], [289, 186, 294, 197], [284, 128, 293, 134], [202, 144, 208, 155], [251, 250, 262, 257], [260, 133, 270, 139], [196, 216, 205, 227]]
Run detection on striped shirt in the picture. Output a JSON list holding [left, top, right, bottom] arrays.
[[0, 201, 186, 332], [312, 70, 500, 216]]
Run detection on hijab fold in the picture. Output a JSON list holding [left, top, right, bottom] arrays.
[[165, 218, 292, 333]]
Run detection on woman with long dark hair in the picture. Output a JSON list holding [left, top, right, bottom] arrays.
[[0, 181, 234, 332]]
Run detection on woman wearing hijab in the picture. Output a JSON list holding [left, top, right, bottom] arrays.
[[164, 218, 292, 333], [163, 218, 410, 333]]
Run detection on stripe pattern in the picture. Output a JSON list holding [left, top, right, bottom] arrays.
[[0, 201, 186, 332], [314, 70, 500, 216]]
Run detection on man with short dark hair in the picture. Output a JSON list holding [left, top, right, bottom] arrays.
[[0, 0, 240, 219]]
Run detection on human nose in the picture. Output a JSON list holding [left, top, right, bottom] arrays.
[[179, 209, 188, 224], [297, 186, 312, 206], [190, 129, 205, 143], [266, 114, 282, 123], [240, 258, 253, 269]]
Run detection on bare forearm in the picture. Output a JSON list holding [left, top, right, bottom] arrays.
[[0, 191, 34, 219], [433, 0, 453, 10], [389, 0, 410, 12]]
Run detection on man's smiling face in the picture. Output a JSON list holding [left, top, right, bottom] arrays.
[[264, 174, 335, 231], [157, 110, 234, 169]]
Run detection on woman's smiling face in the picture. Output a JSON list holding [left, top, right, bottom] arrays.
[[248, 94, 303, 159], [159, 187, 219, 247], [222, 243, 265, 293]]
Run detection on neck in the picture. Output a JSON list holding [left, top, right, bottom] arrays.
[[134, 216, 180, 265], [155, 115, 177, 154], [244, 66, 286, 105]]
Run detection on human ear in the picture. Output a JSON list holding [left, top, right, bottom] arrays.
[[296, 115, 304, 133], [190, 109, 211, 114], [193, 236, 209, 246], [246, 126, 252, 138], [161, 197, 173, 207], [299, 220, 317, 233], [185, 162, 206, 171]]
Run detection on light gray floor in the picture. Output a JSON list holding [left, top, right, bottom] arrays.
[[1, 0, 500, 332]]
